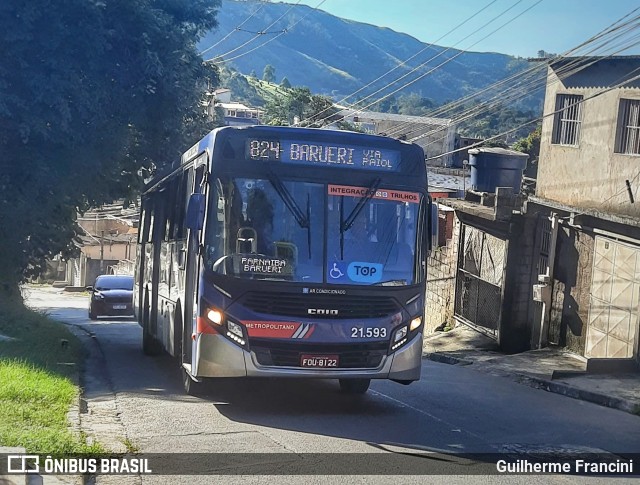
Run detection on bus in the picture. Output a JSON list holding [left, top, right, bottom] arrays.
[[134, 125, 431, 395]]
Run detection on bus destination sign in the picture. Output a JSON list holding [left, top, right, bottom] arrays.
[[246, 139, 400, 172]]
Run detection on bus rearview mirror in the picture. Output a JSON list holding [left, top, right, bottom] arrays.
[[186, 193, 205, 231]]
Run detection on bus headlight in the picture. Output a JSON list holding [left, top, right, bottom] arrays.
[[410, 316, 422, 331], [227, 320, 243, 338], [201, 302, 247, 348], [391, 326, 408, 351], [206, 308, 224, 326], [390, 315, 423, 353], [226, 320, 246, 347]]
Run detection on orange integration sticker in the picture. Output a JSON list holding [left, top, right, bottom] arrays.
[[328, 184, 420, 204]]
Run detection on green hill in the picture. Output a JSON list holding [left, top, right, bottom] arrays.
[[200, 0, 542, 111]]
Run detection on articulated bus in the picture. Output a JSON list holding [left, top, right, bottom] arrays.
[[134, 125, 431, 395]]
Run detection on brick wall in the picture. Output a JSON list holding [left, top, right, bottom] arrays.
[[425, 215, 460, 334], [503, 214, 538, 350]]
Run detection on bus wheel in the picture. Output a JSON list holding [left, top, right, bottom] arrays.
[[173, 306, 183, 362], [142, 295, 161, 356], [182, 368, 204, 396], [339, 378, 371, 394]]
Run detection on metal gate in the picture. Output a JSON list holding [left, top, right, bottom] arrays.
[[586, 236, 640, 359], [454, 225, 507, 338]]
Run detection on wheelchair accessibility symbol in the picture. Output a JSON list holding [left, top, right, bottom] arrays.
[[329, 262, 344, 279]]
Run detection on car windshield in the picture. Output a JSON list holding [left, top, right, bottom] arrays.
[[95, 276, 134, 291]]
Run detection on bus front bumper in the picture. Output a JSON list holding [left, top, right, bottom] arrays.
[[194, 332, 423, 381]]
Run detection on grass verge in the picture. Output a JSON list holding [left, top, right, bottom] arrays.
[[0, 300, 103, 453]]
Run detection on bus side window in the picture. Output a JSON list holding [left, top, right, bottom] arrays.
[[139, 203, 150, 245], [152, 191, 167, 243], [165, 175, 180, 241]]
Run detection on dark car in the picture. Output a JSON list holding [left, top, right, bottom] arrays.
[[87, 275, 135, 320]]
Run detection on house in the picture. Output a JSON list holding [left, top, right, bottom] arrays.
[[52, 202, 139, 288], [205, 88, 263, 126], [436, 56, 640, 366], [527, 56, 640, 363]]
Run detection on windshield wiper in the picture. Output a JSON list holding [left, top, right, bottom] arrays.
[[268, 173, 312, 258], [340, 177, 381, 258]]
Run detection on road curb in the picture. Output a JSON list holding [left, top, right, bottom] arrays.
[[424, 352, 640, 416], [512, 373, 640, 415], [423, 352, 473, 366], [0, 447, 26, 485]]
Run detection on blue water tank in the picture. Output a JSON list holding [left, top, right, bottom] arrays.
[[468, 147, 528, 194]]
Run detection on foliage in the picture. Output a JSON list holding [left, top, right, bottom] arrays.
[[198, 0, 539, 110], [367, 93, 537, 143], [335, 121, 366, 133], [481, 140, 510, 149], [220, 66, 264, 106], [0, 0, 221, 297], [512, 126, 541, 178], [262, 86, 337, 127]]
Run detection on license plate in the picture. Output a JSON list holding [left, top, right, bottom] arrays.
[[113, 304, 127, 310], [300, 354, 339, 368]]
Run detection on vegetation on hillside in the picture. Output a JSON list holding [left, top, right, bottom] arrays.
[[200, 0, 539, 110], [220, 66, 539, 141]]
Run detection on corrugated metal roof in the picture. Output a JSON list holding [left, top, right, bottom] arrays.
[[336, 109, 453, 127]]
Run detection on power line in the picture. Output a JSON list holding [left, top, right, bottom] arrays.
[[410, 29, 640, 149], [383, 10, 640, 142], [218, 0, 328, 63], [208, 0, 304, 61], [313, 0, 542, 129], [423, 67, 640, 161], [303, 0, 501, 125], [385, 8, 640, 137], [199, 1, 268, 56]]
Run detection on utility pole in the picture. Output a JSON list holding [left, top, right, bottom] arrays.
[[100, 231, 105, 273]]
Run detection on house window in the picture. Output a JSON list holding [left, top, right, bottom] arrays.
[[551, 94, 583, 146], [615, 98, 640, 155]]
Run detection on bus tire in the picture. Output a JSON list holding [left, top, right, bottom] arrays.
[[182, 367, 204, 396], [339, 378, 371, 394], [173, 304, 183, 362], [142, 293, 161, 356]]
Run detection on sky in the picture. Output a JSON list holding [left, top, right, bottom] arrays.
[[293, 0, 640, 58]]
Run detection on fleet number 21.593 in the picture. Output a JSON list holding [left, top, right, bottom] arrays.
[[351, 327, 387, 338]]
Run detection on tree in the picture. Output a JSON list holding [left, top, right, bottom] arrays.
[[0, 0, 221, 300], [512, 126, 541, 178], [280, 77, 291, 89], [262, 64, 276, 83], [302, 94, 336, 127]]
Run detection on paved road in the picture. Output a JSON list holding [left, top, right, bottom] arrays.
[[22, 286, 640, 484]]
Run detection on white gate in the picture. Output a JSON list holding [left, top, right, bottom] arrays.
[[586, 236, 640, 359]]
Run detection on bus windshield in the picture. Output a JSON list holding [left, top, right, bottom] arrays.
[[203, 177, 421, 286]]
